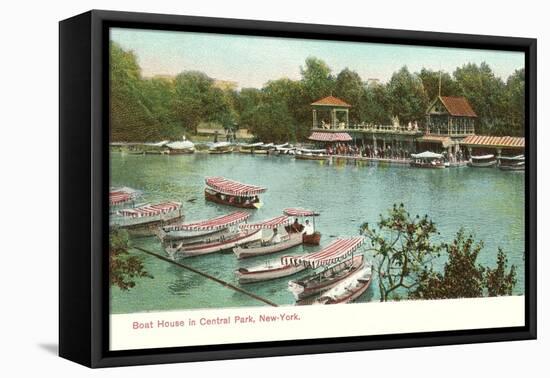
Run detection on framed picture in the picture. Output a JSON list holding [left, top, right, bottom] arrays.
[[59, 10, 536, 368]]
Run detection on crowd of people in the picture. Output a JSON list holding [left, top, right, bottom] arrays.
[[325, 142, 467, 163]]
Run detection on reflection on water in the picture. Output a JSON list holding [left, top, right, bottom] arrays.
[[110, 153, 525, 314]]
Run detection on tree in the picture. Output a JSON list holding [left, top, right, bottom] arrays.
[[360, 204, 443, 302], [300, 57, 335, 101], [410, 229, 486, 299], [485, 248, 517, 296], [453, 62, 508, 135], [504, 68, 525, 136], [417, 68, 461, 101], [109, 229, 152, 290], [110, 42, 162, 141], [387, 66, 429, 124], [363, 82, 392, 124], [333, 68, 367, 124]]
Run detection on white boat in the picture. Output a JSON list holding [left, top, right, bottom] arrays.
[[295, 148, 329, 160], [233, 215, 302, 259], [468, 154, 497, 167], [169, 229, 262, 258], [499, 155, 525, 171], [209, 142, 233, 154], [312, 264, 372, 304], [287, 237, 365, 301], [410, 151, 446, 169], [159, 211, 251, 246], [235, 257, 306, 284], [109, 187, 141, 210], [166, 140, 195, 154], [110, 201, 183, 236]]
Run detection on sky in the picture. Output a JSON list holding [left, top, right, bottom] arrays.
[[111, 27, 525, 89]]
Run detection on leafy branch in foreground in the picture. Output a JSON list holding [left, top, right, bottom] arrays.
[[360, 203, 444, 302], [109, 229, 153, 290], [361, 204, 518, 302]]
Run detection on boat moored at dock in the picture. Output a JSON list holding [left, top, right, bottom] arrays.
[[159, 211, 251, 247], [410, 151, 446, 169], [110, 201, 183, 236], [233, 215, 301, 259], [312, 264, 372, 304], [498, 155, 525, 171], [287, 237, 366, 301], [235, 256, 306, 284], [468, 154, 497, 167]]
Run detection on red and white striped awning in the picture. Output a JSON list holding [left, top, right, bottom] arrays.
[[164, 211, 250, 232], [110, 191, 133, 205], [205, 177, 267, 197], [240, 215, 291, 230], [118, 202, 181, 218], [308, 132, 352, 142], [283, 208, 319, 217], [284, 237, 364, 268]]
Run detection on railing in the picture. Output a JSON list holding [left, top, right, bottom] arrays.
[[313, 123, 475, 136]]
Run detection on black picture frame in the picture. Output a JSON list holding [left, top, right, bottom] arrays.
[[59, 9, 537, 368]]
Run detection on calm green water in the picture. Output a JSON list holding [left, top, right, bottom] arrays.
[[110, 153, 525, 314]]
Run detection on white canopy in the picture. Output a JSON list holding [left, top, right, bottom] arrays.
[[166, 141, 195, 150], [411, 151, 443, 159]]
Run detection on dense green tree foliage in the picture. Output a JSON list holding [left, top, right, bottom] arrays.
[[109, 229, 152, 290], [361, 205, 517, 302], [110, 42, 525, 142]]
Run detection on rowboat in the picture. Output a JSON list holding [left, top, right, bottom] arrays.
[[235, 256, 306, 284], [468, 154, 497, 167], [283, 208, 321, 245], [168, 229, 262, 258], [159, 211, 251, 247], [110, 201, 183, 236], [499, 155, 525, 171], [295, 148, 329, 160], [165, 140, 195, 154], [233, 215, 302, 259], [238, 142, 264, 154], [208, 142, 233, 154], [410, 151, 446, 169], [205, 176, 266, 209], [287, 237, 365, 301], [312, 264, 372, 304]]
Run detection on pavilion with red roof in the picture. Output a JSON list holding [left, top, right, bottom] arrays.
[[425, 96, 477, 136]]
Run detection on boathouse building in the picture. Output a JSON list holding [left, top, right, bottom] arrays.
[[307, 95, 524, 158]]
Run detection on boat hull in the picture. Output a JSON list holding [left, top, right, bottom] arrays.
[[110, 211, 183, 237], [205, 189, 261, 209], [289, 255, 365, 301], [234, 232, 303, 259], [295, 154, 328, 160], [468, 160, 497, 168], [313, 267, 372, 305], [303, 231, 321, 245], [409, 162, 446, 169], [499, 165, 525, 171], [236, 263, 305, 284], [173, 230, 262, 258]]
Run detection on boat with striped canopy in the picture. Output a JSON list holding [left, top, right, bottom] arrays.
[[312, 264, 372, 305], [205, 176, 266, 209], [235, 254, 306, 284], [283, 208, 321, 245], [287, 237, 366, 301], [109, 187, 141, 210], [110, 201, 183, 236], [159, 211, 250, 247], [233, 215, 302, 259]]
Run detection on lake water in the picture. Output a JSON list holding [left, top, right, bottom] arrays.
[[110, 152, 525, 314]]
